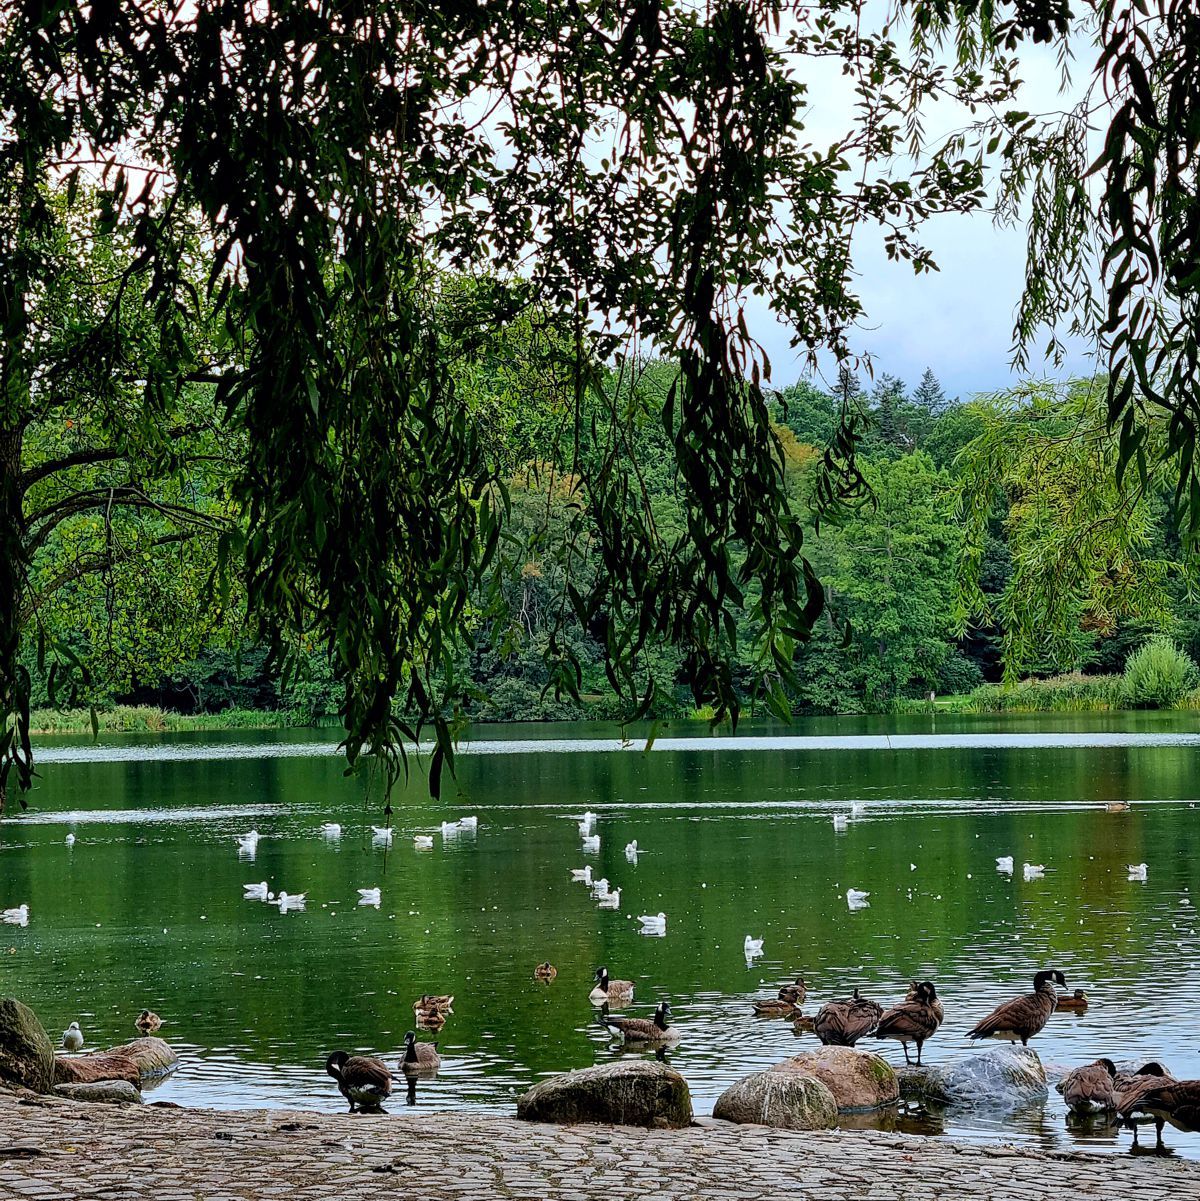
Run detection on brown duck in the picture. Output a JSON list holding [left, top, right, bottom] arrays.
[[601, 1000, 681, 1044], [1056, 1058, 1117, 1114], [1054, 989, 1088, 1012], [534, 962, 557, 981], [966, 969, 1065, 1045], [413, 993, 454, 1017], [1115, 1062, 1175, 1144], [777, 977, 807, 1005], [872, 981, 942, 1065], [752, 998, 800, 1018], [135, 1009, 162, 1033], [813, 988, 882, 1046], [1125, 1079, 1200, 1148], [399, 1031, 441, 1074], [325, 1051, 393, 1112]]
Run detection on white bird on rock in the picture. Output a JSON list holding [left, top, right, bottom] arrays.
[[61, 1022, 83, 1051]]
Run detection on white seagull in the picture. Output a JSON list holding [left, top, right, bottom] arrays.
[[832, 815, 848, 832], [321, 823, 342, 838], [582, 834, 600, 854], [440, 821, 461, 837], [61, 1022, 84, 1052], [591, 878, 610, 899], [570, 866, 592, 884], [2, 904, 29, 926], [846, 888, 870, 903], [624, 841, 639, 860], [243, 881, 269, 900], [357, 887, 382, 906], [371, 826, 394, 844], [1127, 863, 1148, 881], [638, 912, 667, 934], [597, 888, 621, 910], [996, 856, 1014, 873], [744, 934, 764, 956], [458, 815, 478, 830], [413, 835, 434, 850], [64, 833, 76, 848], [236, 830, 260, 853], [1023, 863, 1045, 880], [276, 892, 306, 911]]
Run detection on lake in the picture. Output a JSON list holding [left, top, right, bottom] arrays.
[[5, 711, 1200, 1157]]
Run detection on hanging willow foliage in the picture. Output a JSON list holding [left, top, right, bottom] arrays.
[[1, 1, 1095, 804]]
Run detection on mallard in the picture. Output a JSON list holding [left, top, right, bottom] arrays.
[[967, 969, 1065, 1046], [1054, 988, 1089, 1012], [589, 966, 634, 1005], [813, 989, 882, 1046], [61, 1022, 84, 1051], [135, 1009, 162, 1033], [1056, 1058, 1117, 1114], [415, 1010, 446, 1031], [793, 1014, 816, 1033], [413, 993, 454, 1017], [778, 977, 808, 1005], [601, 1001, 681, 1044], [752, 998, 800, 1018], [534, 962, 557, 981], [872, 982, 942, 1065], [1105, 802, 1130, 813], [1116, 1062, 1176, 1144], [399, 1031, 440, 1074], [325, 1051, 392, 1112]]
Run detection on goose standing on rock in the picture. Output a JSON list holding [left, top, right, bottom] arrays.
[[601, 1001, 681, 1044], [872, 981, 942, 1065], [61, 1022, 84, 1051], [325, 1051, 392, 1112], [589, 967, 634, 1006], [966, 969, 1065, 1045], [400, 1031, 441, 1074], [813, 989, 882, 1046], [1056, 1058, 1117, 1114]]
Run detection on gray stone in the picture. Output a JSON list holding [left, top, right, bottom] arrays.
[[0, 998, 55, 1094], [897, 1046, 1047, 1110], [55, 1081, 144, 1105], [516, 1061, 692, 1129], [712, 1070, 838, 1130], [770, 1046, 899, 1112]]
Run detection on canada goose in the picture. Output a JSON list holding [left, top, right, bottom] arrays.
[[1127, 863, 1148, 881], [400, 1031, 441, 1074], [1116, 1062, 1176, 1144], [325, 1050, 392, 1112], [904, 979, 945, 1023], [135, 1009, 163, 1033], [601, 1001, 681, 1044], [872, 981, 942, 1064], [744, 935, 764, 956], [61, 1022, 84, 1051], [589, 967, 634, 1005], [243, 881, 269, 900], [534, 962, 557, 981], [778, 977, 808, 1005], [1125, 1079, 1200, 1148], [813, 989, 882, 1046], [752, 998, 800, 1018], [996, 856, 1014, 873], [1054, 988, 1089, 1012], [357, 887, 382, 907], [1056, 1058, 1117, 1113], [413, 994, 454, 1016], [966, 969, 1065, 1045]]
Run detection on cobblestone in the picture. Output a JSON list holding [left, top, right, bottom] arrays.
[[0, 1092, 1196, 1199]]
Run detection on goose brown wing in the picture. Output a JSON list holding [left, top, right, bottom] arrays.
[[1059, 1063, 1115, 1109], [1131, 1081, 1200, 1128], [1116, 1070, 1174, 1116], [875, 1001, 939, 1043], [344, 1056, 393, 1096], [815, 999, 877, 1045], [605, 1016, 659, 1038], [966, 991, 1050, 1040]]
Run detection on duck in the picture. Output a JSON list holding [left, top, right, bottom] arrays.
[[413, 835, 434, 850], [415, 1010, 446, 1031], [793, 1014, 816, 1033], [637, 912, 667, 934], [581, 834, 600, 854], [1022, 863, 1045, 880], [597, 888, 621, 910], [966, 969, 1065, 1045], [570, 866, 593, 884], [996, 856, 1014, 873], [1127, 863, 1148, 881], [325, 1050, 392, 1112], [534, 962, 557, 981], [371, 826, 394, 843], [589, 966, 634, 1005], [135, 1009, 163, 1033], [321, 823, 341, 838], [1124, 1078, 1200, 1148], [752, 998, 800, 1018], [1056, 1058, 1117, 1114], [61, 1022, 84, 1051], [1105, 801, 1131, 813], [413, 994, 454, 1017], [813, 989, 882, 1046], [2, 904, 29, 926], [1116, 1062, 1177, 1145], [872, 981, 942, 1065], [243, 881, 269, 901], [64, 833, 76, 848], [1054, 988, 1089, 1012], [744, 935, 764, 956], [778, 977, 808, 1005], [601, 1001, 681, 1044], [357, 887, 381, 906], [399, 1031, 441, 1074]]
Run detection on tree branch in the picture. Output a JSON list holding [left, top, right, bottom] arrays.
[[20, 423, 208, 491]]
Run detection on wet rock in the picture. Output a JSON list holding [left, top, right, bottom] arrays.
[[54, 1081, 143, 1105], [54, 1054, 141, 1087], [712, 1070, 837, 1130], [898, 1046, 1047, 1110], [771, 1046, 899, 1112], [107, 1037, 178, 1079], [516, 1061, 692, 1129], [0, 998, 55, 1094]]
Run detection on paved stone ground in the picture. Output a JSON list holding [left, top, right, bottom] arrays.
[[0, 1093, 1197, 1200]]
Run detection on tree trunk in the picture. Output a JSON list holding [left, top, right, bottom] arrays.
[[0, 421, 26, 815]]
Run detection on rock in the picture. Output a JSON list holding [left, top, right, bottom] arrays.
[[516, 1061, 692, 1129], [54, 1054, 142, 1087], [712, 1070, 837, 1131], [106, 1037, 178, 1079], [771, 1046, 898, 1112], [54, 1081, 143, 1105], [898, 1046, 1047, 1110], [0, 998, 56, 1094]]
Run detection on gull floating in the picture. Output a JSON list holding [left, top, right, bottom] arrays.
[[570, 866, 592, 884], [243, 881, 269, 901], [413, 835, 434, 850], [1127, 863, 1148, 881], [321, 823, 342, 838], [582, 834, 600, 854], [996, 856, 1014, 873], [832, 815, 848, 832], [65, 833, 76, 848], [1023, 863, 1045, 880], [357, 887, 382, 906], [597, 888, 621, 910], [638, 912, 667, 934], [846, 888, 870, 903], [744, 934, 764, 956], [371, 826, 394, 843]]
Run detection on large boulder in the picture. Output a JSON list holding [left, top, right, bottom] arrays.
[[54, 1053, 142, 1087], [0, 998, 55, 1093], [516, 1061, 692, 1129], [55, 1081, 143, 1105], [712, 1071, 838, 1131], [107, 1037, 178, 1079], [770, 1046, 898, 1112], [898, 1046, 1047, 1110]]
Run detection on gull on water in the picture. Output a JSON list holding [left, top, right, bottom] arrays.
[[65, 833, 76, 848], [570, 866, 592, 884], [2, 904, 29, 926], [321, 823, 342, 838], [744, 934, 764, 956], [846, 888, 870, 903], [243, 881, 269, 901], [1128, 863, 1148, 881], [371, 826, 394, 843], [996, 856, 1014, 873], [1023, 863, 1045, 880], [275, 892, 306, 911], [638, 912, 667, 934], [832, 815, 848, 832], [413, 835, 434, 850], [624, 841, 639, 861], [582, 834, 600, 854], [357, 887, 382, 906], [597, 888, 621, 910], [590, 878, 610, 899]]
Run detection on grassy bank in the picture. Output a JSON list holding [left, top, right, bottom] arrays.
[[28, 705, 326, 736], [895, 672, 1200, 715]]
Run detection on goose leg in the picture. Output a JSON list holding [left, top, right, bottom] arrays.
[[915, 1042, 923, 1067], [1155, 1118, 1165, 1151], [901, 1043, 911, 1066]]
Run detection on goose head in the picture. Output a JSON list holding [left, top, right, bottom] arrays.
[[325, 1050, 349, 1079]]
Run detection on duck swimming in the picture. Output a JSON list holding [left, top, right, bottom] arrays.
[[534, 962, 557, 981], [135, 1010, 163, 1034]]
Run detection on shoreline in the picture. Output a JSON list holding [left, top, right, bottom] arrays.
[[3, 1092, 1198, 1200]]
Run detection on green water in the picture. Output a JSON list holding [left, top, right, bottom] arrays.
[[5, 712, 1200, 1157]]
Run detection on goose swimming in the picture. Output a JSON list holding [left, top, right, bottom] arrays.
[[400, 1031, 441, 1074], [601, 1000, 681, 1044], [589, 966, 634, 1005]]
